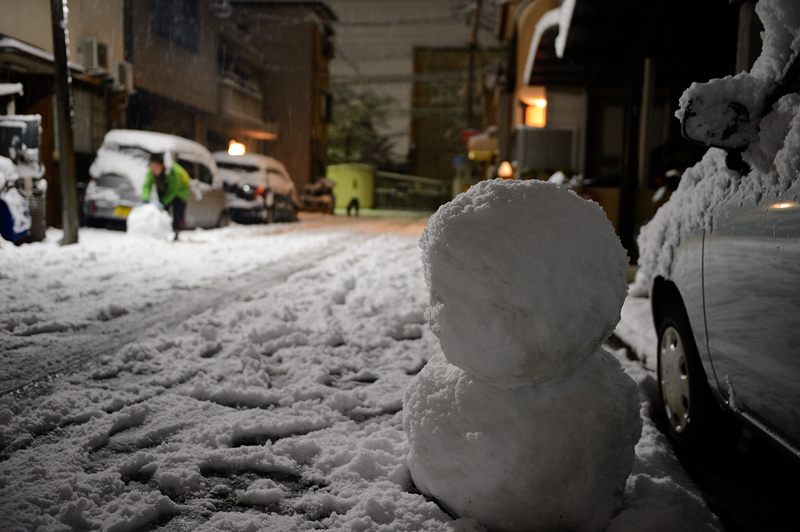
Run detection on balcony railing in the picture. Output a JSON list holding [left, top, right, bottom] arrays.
[[219, 76, 263, 124]]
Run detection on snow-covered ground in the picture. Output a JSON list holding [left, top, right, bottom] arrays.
[[1, 217, 717, 531]]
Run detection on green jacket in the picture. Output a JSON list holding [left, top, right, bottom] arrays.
[[141, 162, 191, 206]]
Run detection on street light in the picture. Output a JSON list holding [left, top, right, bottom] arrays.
[[228, 140, 246, 156], [498, 160, 514, 179]]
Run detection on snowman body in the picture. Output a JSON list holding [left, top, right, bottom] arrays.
[[404, 180, 641, 531]]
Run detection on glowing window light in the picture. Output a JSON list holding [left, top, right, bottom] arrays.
[[228, 140, 246, 156], [525, 104, 546, 128], [520, 86, 547, 128]]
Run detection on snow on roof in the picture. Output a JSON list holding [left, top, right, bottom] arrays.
[[522, 0, 576, 84], [0, 37, 85, 72], [0, 83, 23, 97]]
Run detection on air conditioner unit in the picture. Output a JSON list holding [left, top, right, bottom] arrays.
[[114, 60, 135, 94], [514, 126, 575, 174], [79, 38, 109, 73]]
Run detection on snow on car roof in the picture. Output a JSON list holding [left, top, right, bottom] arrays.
[[91, 130, 218, 192], [103, 129, 217, 169], [212, 152, 290, 177], [212, 151, 296, 196]]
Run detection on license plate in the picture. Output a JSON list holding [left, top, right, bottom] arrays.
[[114, 205, 132, 218]]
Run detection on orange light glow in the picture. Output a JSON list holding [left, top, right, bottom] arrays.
[[498, 160, 514, 179], [770, 201, 798, 210], [228, 140, 246, 156], [525, 104, 547, 128], [520, 86, 547, 128]]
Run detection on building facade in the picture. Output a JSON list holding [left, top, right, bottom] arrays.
[[0, 0, 128, 226], [0, 0, 334, 226], [491, 0, 744, 258]]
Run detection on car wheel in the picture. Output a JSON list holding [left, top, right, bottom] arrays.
[[657, 297, 738, 456]]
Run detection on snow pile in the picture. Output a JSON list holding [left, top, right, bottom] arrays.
[[406, 179, 641, 531], [638, 0, 800, 289], [0, 218, 723, 530], [677, 74, 768, 149], [419, 180, 629, 388], [126, 203, 173, 240], [406, 352, 641, 531]]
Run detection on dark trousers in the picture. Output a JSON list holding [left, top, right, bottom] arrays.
[[168, 198, 186, 232], [347, 198, 360, 217]]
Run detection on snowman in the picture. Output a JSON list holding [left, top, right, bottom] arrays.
[[403, 179, 641, 531]]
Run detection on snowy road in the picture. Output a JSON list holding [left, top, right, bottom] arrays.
[[1, 216, 720, 531]]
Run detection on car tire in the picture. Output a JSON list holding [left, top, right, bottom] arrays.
[[656, 296, 738, 457]]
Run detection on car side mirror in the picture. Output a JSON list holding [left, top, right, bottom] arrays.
[[679, 79, 763, 151]]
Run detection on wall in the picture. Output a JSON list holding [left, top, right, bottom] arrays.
[[514, 0, 559, 127], [0, 0, 125, 70], [411, 46, 504, 180], [329, 0, 498, 165], [546, 87, 586, 174], [129, 0, 218, 115], [260, 21, 314, 187]]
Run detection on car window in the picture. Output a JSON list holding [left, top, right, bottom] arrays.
[[267, 169, 288, 181], [175, 157, 212, 185], [104, 143, 152, 160], [195, 163, 214, 184], [96, 173, 134, 191], [216, 161, 260, 173]]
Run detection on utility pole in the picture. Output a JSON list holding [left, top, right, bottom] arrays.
[[466, 0, 483, 130], [50, 0, 79, 244]]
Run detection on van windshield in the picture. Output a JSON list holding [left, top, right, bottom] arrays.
[[217, 162, 260, 174], [104, 143, 153, 160]]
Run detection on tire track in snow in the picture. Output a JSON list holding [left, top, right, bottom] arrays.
[[0, 233, 369, 398]]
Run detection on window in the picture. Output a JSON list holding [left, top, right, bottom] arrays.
[[151, 0, 199, 52], [217, 161, 260, 174], [105, 144, 153, 161], [177, 157, 214, 185]]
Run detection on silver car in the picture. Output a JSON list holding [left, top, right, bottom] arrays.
[[213, 152, 299, 224], [650, 57, 800, 459]]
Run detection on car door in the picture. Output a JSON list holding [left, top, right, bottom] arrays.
[[703, 182, 800, 448], [178, 156, 225, 228]]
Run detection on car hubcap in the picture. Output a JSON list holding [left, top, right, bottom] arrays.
[[660, 326, 691, 433]]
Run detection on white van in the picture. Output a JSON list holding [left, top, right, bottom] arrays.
[[84, 130, 227, 229], [213, 152, 298, 223]]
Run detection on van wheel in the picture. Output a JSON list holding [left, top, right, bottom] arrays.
[[656, 297, 739, 457]]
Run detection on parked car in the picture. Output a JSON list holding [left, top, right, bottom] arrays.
[[84, 130, 227, 229], [213, 152, 298, 223], [300, 178, 336, 214], [0, 114, 46, 243], [650, 54, 800, 459]]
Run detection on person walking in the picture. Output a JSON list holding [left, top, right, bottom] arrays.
[[141, 153, 190, 240]]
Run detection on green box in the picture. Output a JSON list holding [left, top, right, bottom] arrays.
[[327, 163, 375, 209]]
